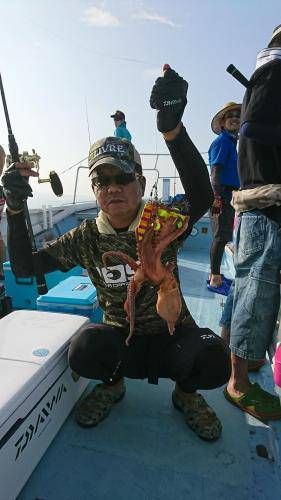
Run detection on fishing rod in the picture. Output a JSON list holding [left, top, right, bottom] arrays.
[[226, 64, 250, 88], [0, 73, 63, 295]]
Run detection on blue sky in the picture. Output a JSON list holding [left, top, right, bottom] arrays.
[[0, 1, 280, 205]]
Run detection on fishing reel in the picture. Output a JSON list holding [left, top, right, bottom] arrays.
[[6, 149, 63, 197]]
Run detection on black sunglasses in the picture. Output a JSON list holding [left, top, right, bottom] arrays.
[[92, 173, 139, 189], [225, 111, 241, 119]]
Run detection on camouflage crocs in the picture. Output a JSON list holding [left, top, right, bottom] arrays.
[[172, 390, 222, 441], [75, 380, 126, 428]]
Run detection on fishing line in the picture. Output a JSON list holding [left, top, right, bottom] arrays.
[[27, 18, 158, 66], [59, 156, 89, 175]]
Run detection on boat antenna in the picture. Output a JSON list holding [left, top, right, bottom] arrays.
[[0, 73, 48, 294]]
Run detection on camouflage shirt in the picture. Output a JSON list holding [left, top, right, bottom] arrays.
[[45, 218, 196, 335], [7, 125, 213, 335]]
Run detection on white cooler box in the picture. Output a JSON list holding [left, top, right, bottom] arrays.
[[0, 310, 90, 500]]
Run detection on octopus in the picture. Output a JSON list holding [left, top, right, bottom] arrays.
[[102, 201, 189, 345]]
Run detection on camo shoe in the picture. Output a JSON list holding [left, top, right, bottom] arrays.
[[172, 386, 222, 441], [75, 378, 126, 427]]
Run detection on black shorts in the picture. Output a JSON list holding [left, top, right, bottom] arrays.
[[68, 323, 230, 392], [210, 187, 235, 243]]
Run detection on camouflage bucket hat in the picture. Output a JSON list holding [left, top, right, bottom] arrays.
[[88, 137, 142, 177]]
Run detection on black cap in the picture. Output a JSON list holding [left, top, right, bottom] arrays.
[[88, 137, 142, 177], [110, 110, 125, 121]]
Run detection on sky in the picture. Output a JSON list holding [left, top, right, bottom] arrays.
[[0, 0, 280, 206]]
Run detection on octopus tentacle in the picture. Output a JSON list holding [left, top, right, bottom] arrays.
[[102, 251, 139, 271], [102, 251, 147, 346], [156, 272, 182, 335], [138, 227, 166, 284], [102, 202, 189, 346], [124, 278, 137, 345]]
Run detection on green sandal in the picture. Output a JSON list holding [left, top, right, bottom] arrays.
[[224, 383, 281, 422], [172, 390, 222, 441], [75, 381, 126, 428]]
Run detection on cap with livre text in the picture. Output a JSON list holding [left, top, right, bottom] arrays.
[[88, 137, 142, 177]]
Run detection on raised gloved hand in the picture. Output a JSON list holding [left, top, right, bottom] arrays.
[[150, 64, 188, 133], [1, 162, 37, 211], [210, 195, 223, 216]]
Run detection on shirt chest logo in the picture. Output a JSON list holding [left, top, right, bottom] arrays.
[[96, 264, 134, 287]]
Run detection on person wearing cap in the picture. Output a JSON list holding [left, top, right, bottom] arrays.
[[3, 67, 230, 442], [111, 110, 132, 141], [208, 102, 241, 291], [224, 25, 281, 422], [0, 145, 6, 280]]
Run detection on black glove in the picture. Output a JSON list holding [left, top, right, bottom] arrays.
[[1, 164, 33, 211], [150, 65, 188, 133]]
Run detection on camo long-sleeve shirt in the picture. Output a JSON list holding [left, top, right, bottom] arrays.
[[7, 125, 213, 335]]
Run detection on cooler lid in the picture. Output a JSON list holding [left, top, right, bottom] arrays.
[[0, 358, 40, 431], [37, 276, 97, 306], [0, 310, 89, 365]]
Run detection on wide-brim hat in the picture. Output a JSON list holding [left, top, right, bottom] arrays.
[[88, 136, 142, 177], [211, 102, 241, 135]]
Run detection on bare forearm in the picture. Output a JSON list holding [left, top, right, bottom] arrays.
[[210, 164, 222, 194]]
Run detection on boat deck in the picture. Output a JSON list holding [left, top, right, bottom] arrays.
[[18, 247, 281, 500]]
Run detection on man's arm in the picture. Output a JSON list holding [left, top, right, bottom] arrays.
[[164, 125, 214, 225], [7, 210, 63, 277], [2, 161, 76, 278], [240, 122, 281, 146], [210, 164, 223, 194], [150, 65, 213, 226]]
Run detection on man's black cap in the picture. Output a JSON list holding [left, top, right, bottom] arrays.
[[88, 137, 142, 177]]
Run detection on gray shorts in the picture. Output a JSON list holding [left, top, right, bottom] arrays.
[[230, 211, 281, 360]]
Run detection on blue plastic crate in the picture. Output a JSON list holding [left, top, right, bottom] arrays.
[[3, 261, 84, 310], [37, 276, 103, 323]]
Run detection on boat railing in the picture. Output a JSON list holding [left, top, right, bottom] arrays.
[[72, 152, 210, 204]]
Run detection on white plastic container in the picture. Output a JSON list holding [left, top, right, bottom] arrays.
[[0, 310, 89, 500]]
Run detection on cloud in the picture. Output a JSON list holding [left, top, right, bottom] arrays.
[[82, 6, 120, 27], [132, 9, 176, 27]]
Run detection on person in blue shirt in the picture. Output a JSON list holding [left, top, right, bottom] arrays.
[[208, 102, 241, 290], [111, 110, 132, 141]]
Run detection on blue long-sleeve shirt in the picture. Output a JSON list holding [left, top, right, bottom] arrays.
[[114, 122, 132, 141]]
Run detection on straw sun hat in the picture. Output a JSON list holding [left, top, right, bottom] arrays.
[[211, 102, 241, 135]]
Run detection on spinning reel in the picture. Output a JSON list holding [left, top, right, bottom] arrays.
[[6, 149, 63, 197]]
